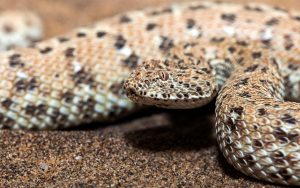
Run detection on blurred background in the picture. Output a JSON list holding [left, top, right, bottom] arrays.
[[1, 0, 299, 38]]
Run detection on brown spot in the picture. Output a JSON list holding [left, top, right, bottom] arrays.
[[271, 58, 279, 68], [237, 57, 244, 64], [1, 98, 12, 109], [257, 108, 267, 116], [58, 37, 69, 43], [196, 87, 203, 95], [251, 52, 262, 59], [230, 106, 243, 116], [254, 140, 263, 148], [62, 91, 74, 103], [40, 47, 52, 54], [261, 67, 269, 73], [293, 16, 300, 21], [120, 15, 131, 23], [176, 93, 183, 99], [236, 40, 249, 46], [226, 118, 236, 131], [272, 151, 285, 159], [115, 35, 126, 49], [78, 98, 97, 117], [244, 64, 259, 72], [189, 4, 207, 10], [201, 68, 211, 74], [239, 92, 251, 98], [71, 69, 95, 87], [36, 104, 47, 115], [110, 82, 124, 96], [96, 31, 106, 38], [65, 47, 75, 58], [2, 117, 15, 129], [285, 43, 294, 51], [15, 78, 38, 92], [265, 18, 279, 26], [184, 52, 193, 57], [0, 113, 4, 124], [9, 53, 24, 68], [228, 46, 236, 53], [225, 136, 232, 144], [274, 128, 288, 140], [25, 105, 37, 116], [281, 114, 296, 124], [244, 5, 263, 12], [238, 158, 247, 165], [274, 6, 287, 13], [186, 19, 196, 29], [122, 53, 139, 69], [261, 39, 271, 47], [50, 109, 68, 125], [244, 154, 256, 166], [146, 23, 157, 31], [233, 77, 249, 87], [159, 36, 174, 51], [278, 169, 292, 181], [107, 104, 122, 118], [221, 13, 236, 22], [76, 32, 86, 37], [150, 7, 172, 16], [273, 159, 286, 166], [3, 24, 14, 33], [210, 37, 225, 43]]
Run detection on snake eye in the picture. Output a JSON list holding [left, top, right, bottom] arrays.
[[158, 70, 169, 81]]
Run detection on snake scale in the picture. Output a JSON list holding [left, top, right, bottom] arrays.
[[0, 0, 300, 185]]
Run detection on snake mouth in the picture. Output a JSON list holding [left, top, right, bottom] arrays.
[[125, 87, 141, 102], [126, 88, 136, 96]]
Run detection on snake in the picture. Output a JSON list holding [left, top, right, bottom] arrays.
[[0, 0, 299, 186]]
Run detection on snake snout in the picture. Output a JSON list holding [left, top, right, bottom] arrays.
[[123, 82, 139, 98], [126, 87, 136, 97]]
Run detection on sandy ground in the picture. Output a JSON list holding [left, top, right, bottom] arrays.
[[0, 0, 299, 187]]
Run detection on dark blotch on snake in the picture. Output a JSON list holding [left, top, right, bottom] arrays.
[[120, 15, 132, 23], [40, 47, 52, 54], [115, 35, 127, 49], [96, 31, 106, 38], [65, 47, 75, 58], [122, 53, 139, 69], [146, 23, 157, 31]]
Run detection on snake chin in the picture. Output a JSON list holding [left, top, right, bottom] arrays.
[[124, 81, 216, 109]]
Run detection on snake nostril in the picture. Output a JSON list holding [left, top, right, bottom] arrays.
[[126, 87, 137, 97]]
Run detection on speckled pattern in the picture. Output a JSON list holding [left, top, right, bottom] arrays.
[[125, 36, 300, 185], [2, 0, 299, 184], [0, 0, 300, 187], [0, 109, 280, 187]]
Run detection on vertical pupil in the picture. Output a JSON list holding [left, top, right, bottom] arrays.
[[159, 71, 168, 81]]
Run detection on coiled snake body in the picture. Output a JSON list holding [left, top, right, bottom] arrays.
[[0, 1, 300, 186]]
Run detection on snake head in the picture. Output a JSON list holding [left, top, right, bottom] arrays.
[[123, 59, 218, 109]]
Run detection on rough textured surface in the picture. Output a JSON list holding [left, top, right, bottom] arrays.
[[0, 0, 299, 187], [1, 106, 278, 187], [125, 37, 300, 185]]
